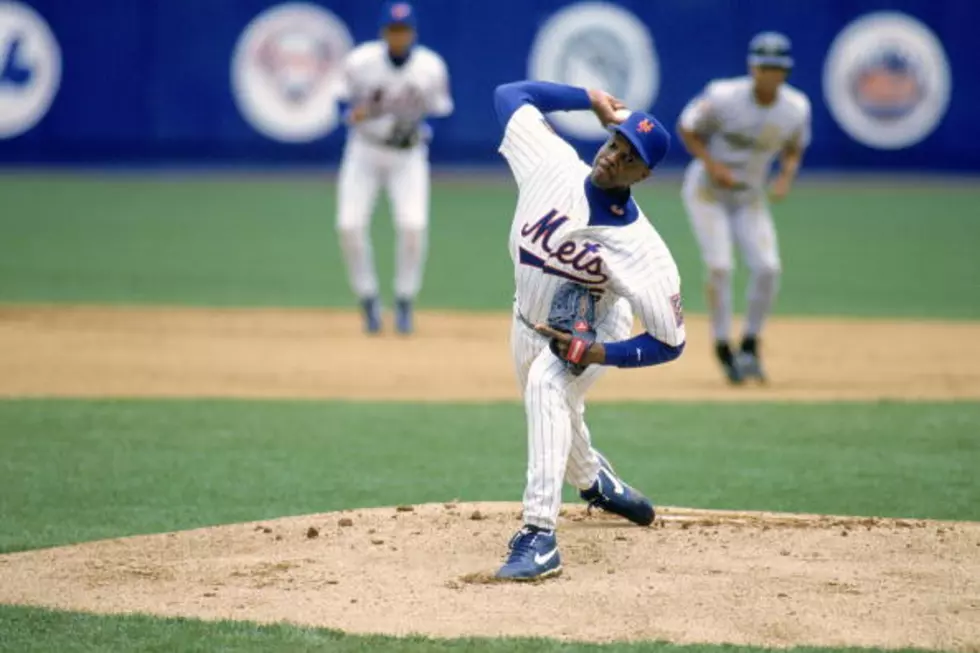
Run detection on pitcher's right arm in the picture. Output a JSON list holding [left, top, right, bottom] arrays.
[[493, 81, 622, 186]]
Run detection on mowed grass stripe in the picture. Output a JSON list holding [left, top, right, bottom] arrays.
[[0, 176, 978, 317], [1, 399, 976, 553], [0, 604, 942, 653]]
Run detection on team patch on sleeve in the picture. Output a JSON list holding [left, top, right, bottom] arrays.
[[670, 293, 684, 327]]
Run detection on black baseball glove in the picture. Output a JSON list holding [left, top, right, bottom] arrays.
[[385, 120, 421, 149]]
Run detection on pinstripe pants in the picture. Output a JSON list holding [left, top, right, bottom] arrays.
[[511, 298, 633, 530]]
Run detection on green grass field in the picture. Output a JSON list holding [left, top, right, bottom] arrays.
[[1, 398, 977, 651], [1, 175, 979, 317], [0, 174, 978, 652], [5, 606, 941, 653], [2, 399, 977, 555]]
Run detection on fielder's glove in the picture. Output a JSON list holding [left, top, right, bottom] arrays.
[[386, 120, 421, 149], [545, 282, 597, 376]]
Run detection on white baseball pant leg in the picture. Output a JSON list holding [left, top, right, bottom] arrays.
[[731, 199, 782, 338], [681, 167, 735, 342], [511, 299, 633, 531], [336, 137, 385, 300], [386, 145, 430, 301]]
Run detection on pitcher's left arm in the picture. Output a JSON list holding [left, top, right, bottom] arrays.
[[538, 264, 686, 369]]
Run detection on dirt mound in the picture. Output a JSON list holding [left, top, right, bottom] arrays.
[[1, 503, 977, 650], [2, 305, 980, 401]]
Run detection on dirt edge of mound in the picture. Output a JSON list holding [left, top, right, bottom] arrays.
[[1, 502, 977, 651]]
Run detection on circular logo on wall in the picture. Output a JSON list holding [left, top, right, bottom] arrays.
[[0, 1, 60, 139], [231, 3, 353, 143], [823, 12, 951, 150], [528, 2, 658, 140]]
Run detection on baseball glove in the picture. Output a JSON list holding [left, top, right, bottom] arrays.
[[546, 282, 597, 376], [385, 120, 421, 149]]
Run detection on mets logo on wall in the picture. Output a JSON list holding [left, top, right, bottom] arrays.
[[0, 1, 61, 139], [823, 12, 951, 150], [527, 2, 658, 140], [231, 3, 353, 143]]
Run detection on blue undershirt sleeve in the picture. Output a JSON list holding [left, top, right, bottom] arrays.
[[602, 332, 685, 368], [493, 81, 592, 127]]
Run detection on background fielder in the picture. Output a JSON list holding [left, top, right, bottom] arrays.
[[677, 32, 811, 383], [492, 80, 685, 581], [334, 2, 453, 335]]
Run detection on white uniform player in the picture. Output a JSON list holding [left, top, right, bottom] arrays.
[[334, 2, 453, 335], [491, 80, 686, 581], [678, 32, 811, 383]]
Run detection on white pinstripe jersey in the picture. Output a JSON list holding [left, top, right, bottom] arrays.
[[335, 42, 453, 144], [679, 76, 811, 192], [499, 105, 686, 348]]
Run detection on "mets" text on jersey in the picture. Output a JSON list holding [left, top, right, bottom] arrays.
[[518, 210, 609, 285]]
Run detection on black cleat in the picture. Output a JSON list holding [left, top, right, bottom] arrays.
[[715, 341, 744, 384]]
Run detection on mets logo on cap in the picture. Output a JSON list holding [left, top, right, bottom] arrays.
[[231, 2, 353, 143], [823, 12, 950, 150], [528, 2, 659, 141], [390, 3, 411, 20], [0, 1, 61, 139]]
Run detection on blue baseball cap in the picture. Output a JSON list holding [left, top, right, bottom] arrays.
[[611, 112, 671, 170], [380, 2, 416, 29], [747, 31, 793, 69]]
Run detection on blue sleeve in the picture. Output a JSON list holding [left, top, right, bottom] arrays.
[[337, 100, 352, 125], [493, 81, 592, 127], [603, 333, 685, 368]]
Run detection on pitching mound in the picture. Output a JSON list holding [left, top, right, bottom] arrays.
[[0, 503, 977, 650]]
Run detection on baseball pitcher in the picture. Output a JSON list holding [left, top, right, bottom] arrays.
[[492, 79, 685, 581]]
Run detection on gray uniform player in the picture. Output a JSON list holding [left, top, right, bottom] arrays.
[[677, 32, 811, 383]]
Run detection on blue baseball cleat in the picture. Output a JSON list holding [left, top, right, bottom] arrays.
[[580, 452, 656, 526], [395, 298, 413, 335], [495, 525, 562, 581], [361, 297, 382, 334]]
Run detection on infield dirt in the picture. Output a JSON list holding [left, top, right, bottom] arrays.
[[2, 305, 979, 650], [2, 305, 979, 401]]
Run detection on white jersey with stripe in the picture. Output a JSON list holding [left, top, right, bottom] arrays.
[[335, 42, 453, 145], [679, 76, 811, 193], [499, 104, 685, 348]]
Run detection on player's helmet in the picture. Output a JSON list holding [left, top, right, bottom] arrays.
[[747, 31, 793, 70]]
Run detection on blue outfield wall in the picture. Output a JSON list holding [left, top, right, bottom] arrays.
[[0, 0, 976, 169]]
